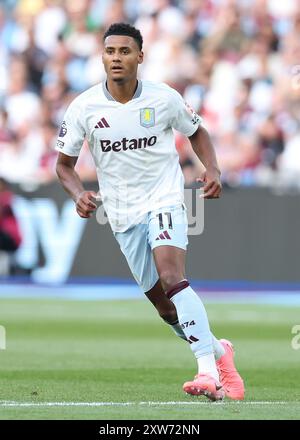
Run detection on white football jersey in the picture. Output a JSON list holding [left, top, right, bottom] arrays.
[[56, 80, 202, 232]]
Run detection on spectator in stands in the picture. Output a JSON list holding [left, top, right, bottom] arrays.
[[0, 177, 22, 275], [0, 0, 299, 188]]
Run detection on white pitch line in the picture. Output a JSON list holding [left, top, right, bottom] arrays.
[[0, 401, 297, 407]]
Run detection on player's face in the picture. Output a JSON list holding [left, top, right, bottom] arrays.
[[102, 35, 143, 82]]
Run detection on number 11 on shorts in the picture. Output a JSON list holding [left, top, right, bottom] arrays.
[[157, 212, 173, 230]]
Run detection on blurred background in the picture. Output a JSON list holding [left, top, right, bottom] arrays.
[[1, 2, 299, 419], [0, 0, 299, 288]]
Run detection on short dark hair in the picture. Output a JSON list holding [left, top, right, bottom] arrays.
[[103, 23, 143, 50]]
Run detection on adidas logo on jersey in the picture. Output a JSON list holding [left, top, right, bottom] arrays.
[[99, 136, 157, 152], [95, 117, 110, 128], [155, 230, 171, 241]]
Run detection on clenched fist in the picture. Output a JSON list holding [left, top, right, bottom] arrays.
[[75, 190, 98, 218]]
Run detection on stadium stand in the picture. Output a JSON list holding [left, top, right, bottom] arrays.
[[0, 0, 299, 189]]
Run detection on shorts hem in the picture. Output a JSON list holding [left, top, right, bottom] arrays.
[[143, 276, 160, 294], [151, 242, 187, 251]]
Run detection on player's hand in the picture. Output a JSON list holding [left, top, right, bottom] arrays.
[[197, 168, 222, 199], [75, 190, 98, 218]]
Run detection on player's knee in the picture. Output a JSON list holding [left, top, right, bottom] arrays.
[[159, 269, 182, 292]]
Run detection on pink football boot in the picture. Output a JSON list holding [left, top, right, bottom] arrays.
[[216, 339, 245, 400], [183, 373, 225, 401]]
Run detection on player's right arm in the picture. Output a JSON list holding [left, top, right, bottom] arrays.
[[56, 153, 97, 218], [55, 97, 97, 218]]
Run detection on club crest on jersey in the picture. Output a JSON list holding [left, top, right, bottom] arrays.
[[140, 108, 155, 128]]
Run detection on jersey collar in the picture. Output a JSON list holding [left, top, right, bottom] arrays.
[[102, 80, 142, 102]]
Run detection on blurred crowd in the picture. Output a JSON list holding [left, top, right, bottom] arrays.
[[0, 0, 300, 189]]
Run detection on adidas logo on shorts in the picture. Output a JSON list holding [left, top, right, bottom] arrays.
[[155, 230, 171, 241]]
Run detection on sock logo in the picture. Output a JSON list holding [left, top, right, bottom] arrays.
[[187, 335, 199, 344], [181, 320, 196, 329]]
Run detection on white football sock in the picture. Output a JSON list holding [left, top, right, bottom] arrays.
[[168, 320, 187, 341], [169, 282, 218, 380], [197, 353, 219, 382], [169, 321, 225, 359], [212, 334, 225, 360]]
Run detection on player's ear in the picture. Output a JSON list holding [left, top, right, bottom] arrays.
[[101, 52, 108, 72], [138, 51, 144, 64]]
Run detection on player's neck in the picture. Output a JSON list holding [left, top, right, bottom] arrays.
[[106, 78, 138, 104]]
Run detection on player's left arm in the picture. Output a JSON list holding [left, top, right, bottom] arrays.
[[188, 126, 222, 199]]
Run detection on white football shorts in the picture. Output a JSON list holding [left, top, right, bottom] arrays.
[[113, 204, 188, 293]]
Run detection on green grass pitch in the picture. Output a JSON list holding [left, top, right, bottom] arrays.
[[0, 298, 299, 420]]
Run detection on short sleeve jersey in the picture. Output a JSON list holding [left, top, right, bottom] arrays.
[[56, 80, 202, 232]]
